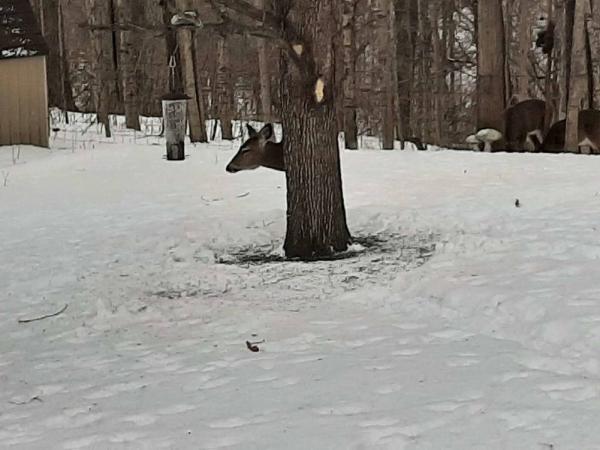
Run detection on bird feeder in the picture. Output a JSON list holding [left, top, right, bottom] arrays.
[[160, 10, 203, 162], [162, 92, 190, 161]]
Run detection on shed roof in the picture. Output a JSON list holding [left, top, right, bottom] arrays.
[[0, 0, 49, 61]]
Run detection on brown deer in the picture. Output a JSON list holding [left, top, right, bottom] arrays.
[[504, 99, 546, 151], [469, 99, 546, 152], [226, 124, 285, 173], [539, 109, 600, 153]]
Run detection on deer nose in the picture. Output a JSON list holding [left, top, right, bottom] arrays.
[[226, 164, 239, 173]]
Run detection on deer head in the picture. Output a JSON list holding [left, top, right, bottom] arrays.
[[226, 124, 284, 173]]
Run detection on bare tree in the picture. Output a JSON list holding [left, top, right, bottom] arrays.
[[565, 0, 591, 150], [342, 0, 358, 149], [206, 0, 351, 258], [253, 0, 273, 122], [216, 36, 234, 139], [116, 0, 141, 130], [477, 0, 506, 140], [176, 0, 209, 142]]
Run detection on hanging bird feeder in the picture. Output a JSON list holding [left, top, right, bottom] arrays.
[[160, 10, 203, 161]]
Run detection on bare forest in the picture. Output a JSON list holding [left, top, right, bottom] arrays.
[[30, 0, 600, 148]]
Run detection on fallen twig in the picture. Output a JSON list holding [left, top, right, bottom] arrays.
[[18, 304, 68, 324], [236, 192, 250, 198]]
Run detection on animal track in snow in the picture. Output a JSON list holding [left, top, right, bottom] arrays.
[[272, 377, 300, 388], [426, 401, 465, 412], [429, 329, 474, 340], [158, 404, 197, 415], [539, 381, 598, 401], [346, 336, 389, 349], [253, 374, 279, 383], [108, 431, 147, 443], [198, 376, 235, 390], [493, 371, 531, 383], [288, 355, 324, 364], [62, 435, 102, 449], [43, 412, 104, 429], [496, 409, 553, 430], [208, 417, 251, 429], [359, 417, 400, 428], [392, 348, 422, 357], [201, 435, 244, 449], [315, 404, 369, 416], [375, 384, 403, 395], [84, 381, 146, 400], [446, 357, 480, 367], [122, 414, 158, 426]]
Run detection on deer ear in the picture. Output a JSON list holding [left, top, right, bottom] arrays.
[[247, 124, 258, 138], [259, 124, 274, 141]]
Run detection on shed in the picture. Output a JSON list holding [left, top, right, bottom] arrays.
[[0, 0, 49, 147]]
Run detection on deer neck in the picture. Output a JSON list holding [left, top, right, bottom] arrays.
[[261, 141, 285, 171]]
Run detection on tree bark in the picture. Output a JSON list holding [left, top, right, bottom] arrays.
[[382, 0, 397, 150], [176, 0, 208, 142], [116, 0, 141, 130], [431, 3, 445, 145], [342, 0, 358, 150], [57, 0, 75, 117], [87, 0, 119, 137], [566, 0, 592, 151], [216, 37, 234, 140], [477, 0, 506, 142], [589, 0, 600, 106], [279, 0, 352, 259], [517, 0, 532, 100], [395, 0, 415, 145], [253, 0, 273, 122]]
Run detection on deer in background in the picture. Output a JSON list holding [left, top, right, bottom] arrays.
[[504, 99, 547, 151], [467, 99, 547, 152], [539, 110, 600, 153], [226, 124, 285, 173]]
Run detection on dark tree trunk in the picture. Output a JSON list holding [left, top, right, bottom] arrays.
[[216, 37, 234, 140], [344, 108, 358, 150], [282, 98, 351, 258], [116, 0, 141, 130], [477, 0, 506, 142], [342, 0, 358, 150], [279, 0, 352, 259], [395, 0, 416, 145], [88, 0, 119, 137]]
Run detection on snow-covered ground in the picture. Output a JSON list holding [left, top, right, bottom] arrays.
[[2, 122, 600, 449]]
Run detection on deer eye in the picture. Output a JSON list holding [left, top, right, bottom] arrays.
[[240, 146, 251, 153]]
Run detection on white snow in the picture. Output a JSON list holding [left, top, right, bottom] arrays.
[[2, 120, 600, 449]]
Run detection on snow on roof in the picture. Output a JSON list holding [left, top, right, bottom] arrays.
[[0, 0, 48, 61]]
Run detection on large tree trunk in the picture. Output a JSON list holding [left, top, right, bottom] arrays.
[[116, 0, 141, 130], [216, 37, 234, 140], [516, 0, 532, 100], [87, 0, 119, 137], [382, 0, 397, 150], [176, 0, 208, 143], [431, 3, 445, 145], [589, 0, 600, 106], [566, 0, 592, 151], [342, 0, 358, 150], [395, 0, 415, 146], [279, 0, 352, 259], [477, 0, 506, 141], [253, 0, 273, 122]]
